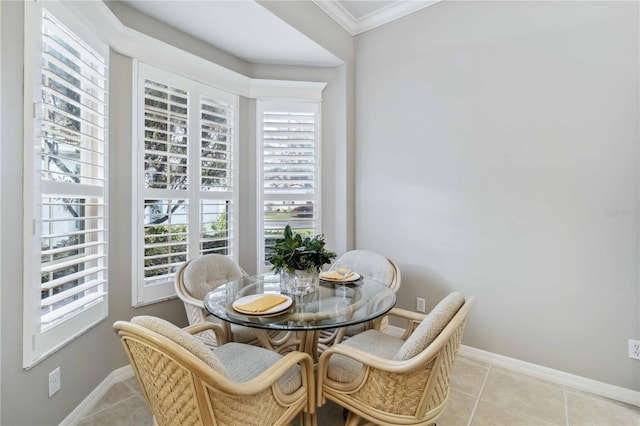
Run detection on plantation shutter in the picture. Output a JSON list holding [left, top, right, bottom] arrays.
[[258, 101, 320, 271], [141, 78, 189, 287], [134, 63, 238, 305], [39, 10, 108, 329], [198, 95, 236, 256], [24, 2, 110, 367]]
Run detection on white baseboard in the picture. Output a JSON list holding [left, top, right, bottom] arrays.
[[386, 325, 639, 407], [59, 365, 134, 426], [459, 345, 640, 407]]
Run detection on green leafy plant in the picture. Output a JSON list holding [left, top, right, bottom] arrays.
[[268, 225, 336, 274]]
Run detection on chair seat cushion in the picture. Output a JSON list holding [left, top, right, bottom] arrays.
[[394, 292, 465, 361], [202, 315, 258, 345], [344, 323, 366, 336], [215, 342, 302, 394], [327, 330, 404, 383], [229, 323, 259, 343]]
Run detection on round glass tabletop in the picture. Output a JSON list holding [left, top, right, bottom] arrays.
[[203, 273, 396, 331]]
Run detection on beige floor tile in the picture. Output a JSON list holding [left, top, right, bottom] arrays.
[[471, 400, 555, 426], [458, 355, 492, 369], [89, 382, 136, 413], [79, 367, 638, 426], [436, 389, 477, 426], [566, 390, 640, 426], [480, 368, 566, 425], [451, 357, 490, 397], [122, 376, 143, 397], [77, 395, 153, 426]]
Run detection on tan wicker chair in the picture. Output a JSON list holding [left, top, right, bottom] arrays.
[[319, 250, 401, 348], [317, 293, 476, 426], [175, 254, 259, 347], [114, 316, 316, 426]]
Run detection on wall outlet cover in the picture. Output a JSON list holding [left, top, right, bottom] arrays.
[[629, 339, 640, 360], [49, 367, 61, 397]]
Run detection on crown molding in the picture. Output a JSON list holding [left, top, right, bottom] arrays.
[[313, 0, 440, 35], [313, 0, 358, 35]]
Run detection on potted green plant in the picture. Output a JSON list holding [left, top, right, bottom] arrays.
[[268, 225, 337, 294]]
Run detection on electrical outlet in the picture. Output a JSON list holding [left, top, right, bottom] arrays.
[[629, 339, 640, 360], [48, 367, 61, 397], [416, 297, 426, 313]]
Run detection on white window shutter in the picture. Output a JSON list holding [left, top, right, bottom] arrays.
[[258, 101, 321, 272], [24, 3, 109, 367], [133, 63, 238, 305]]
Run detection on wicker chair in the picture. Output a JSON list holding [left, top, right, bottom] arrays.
[[317, 292, 476, 426], [114, 316, 316, 426], [175, 254, 259, 347], [319, 250, 401, 348]]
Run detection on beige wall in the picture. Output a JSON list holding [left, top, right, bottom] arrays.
[[0, 1, 351, 424], [0, 4, 188, 423], [353, 0, 639, 390]]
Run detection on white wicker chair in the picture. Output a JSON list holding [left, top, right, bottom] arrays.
[[319, 250, 401, 348], [175, 254, 259, 347], [317, 292, 476, 426], [114, 316, 316, 426]]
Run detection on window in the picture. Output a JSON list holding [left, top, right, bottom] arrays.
[[23, 3, 109, 367], [258, 101, 321, 272], [133, 63, 238, 305]]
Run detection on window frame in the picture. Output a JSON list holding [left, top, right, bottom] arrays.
[[22, 0, 110, 368], [132, 62, 240, 306], [257, 100, 322, 273]]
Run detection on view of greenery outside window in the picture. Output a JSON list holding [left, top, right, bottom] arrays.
[[134, 63, 238, 305], [24, 3, 109, 367], [258, 101, 321, 272]]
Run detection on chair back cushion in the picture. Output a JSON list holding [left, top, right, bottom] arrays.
[[131, 316, 230, 378], [394, 292, 465, 360], [335, 250, 395, 288], [182, 254, 244, 299]]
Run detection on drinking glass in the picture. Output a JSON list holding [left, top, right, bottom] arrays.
[[335, 262, 351, 284], [293, 271, 313, 296]]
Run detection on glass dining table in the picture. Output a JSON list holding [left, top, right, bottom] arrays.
[[203, 273, 396, 361]]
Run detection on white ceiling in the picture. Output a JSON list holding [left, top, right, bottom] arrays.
[[120, 0, 439, 67], [122, 0, 343, 66]]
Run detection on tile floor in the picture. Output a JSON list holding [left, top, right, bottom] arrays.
[[76, 356, 640, 425]]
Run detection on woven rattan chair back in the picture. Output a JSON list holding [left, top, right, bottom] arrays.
[[318, 296, 476, 426], [319, 250, 402, 348], [114, 320, 314, 426], [330, 249, 401, 292], [175, 254, 253, 346]]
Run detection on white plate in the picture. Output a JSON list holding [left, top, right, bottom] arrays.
[[232, 294, 293, 315], [319, 272, 361, 282]]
